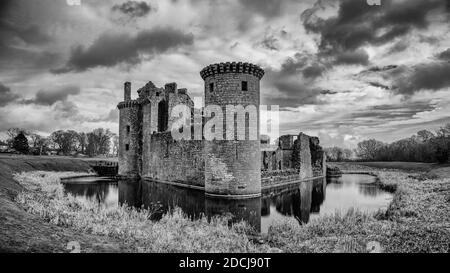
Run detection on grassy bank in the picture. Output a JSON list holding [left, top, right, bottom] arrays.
[[0, 155, 93, 194], [2, 156, 449, 252], [0, 156, 124, 252], [264, 163, 449, 253], [14, 171, 271, 253]]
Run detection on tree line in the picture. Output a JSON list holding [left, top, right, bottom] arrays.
[[2, 128, 119, 157], [325, 123, 450, 163]]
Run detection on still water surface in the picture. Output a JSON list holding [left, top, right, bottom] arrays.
[[63, 174, 392, 233]]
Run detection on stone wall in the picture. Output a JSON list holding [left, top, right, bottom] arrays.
[[144, 131, 205, 187], [309, 136, 325, 177], [205, 140, 261, 196], [292, 133, 313, 180]]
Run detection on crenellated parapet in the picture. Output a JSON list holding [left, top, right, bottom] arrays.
[[117, 99, 140, 109], [200, 62, 265, 80]]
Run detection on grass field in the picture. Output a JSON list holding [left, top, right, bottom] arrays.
[[348, 161, 441, 172]]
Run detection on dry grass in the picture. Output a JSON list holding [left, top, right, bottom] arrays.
[[265, 162, 450, 253], [14, 171, 272, 253], [12, 162, 450, 253]]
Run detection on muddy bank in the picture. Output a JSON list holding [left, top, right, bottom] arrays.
[[0, 156, 130, 253]]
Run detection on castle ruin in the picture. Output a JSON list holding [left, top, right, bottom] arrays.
[[117, 62, 326, 199]]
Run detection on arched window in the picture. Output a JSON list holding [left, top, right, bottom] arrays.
[[158, 99, 169, 132]]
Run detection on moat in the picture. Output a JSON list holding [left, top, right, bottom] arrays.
[[63, 174, 393, 233]]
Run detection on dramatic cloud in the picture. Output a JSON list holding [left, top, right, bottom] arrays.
[[0, 83, 19, 106], [238, 0, 283, 18], [90, 109, 119, 123], [261, 52, 328, 107], [437, 48, 450, 61], [0, 0, 449, 146], [112, 1, 153, 18], [302, 64, 326, 78], [349, 101, 437, 121], [333, 49, 369, 65], [24, 85, 81, 106], [387, 41, 409, 54], [260, 35, 280, 51], [395, 62, 450, 94], [301, 0, 448, 63], [52, 28, 194, 73], [357, 60, 450, 95], [53, 100, 80, 119], [0, 19, 50, 46]]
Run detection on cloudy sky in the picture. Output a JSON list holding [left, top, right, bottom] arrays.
[[0, 0, 449, 148]]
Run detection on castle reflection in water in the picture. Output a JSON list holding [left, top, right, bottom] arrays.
[[63, 174, 392, 234], [118, 177, 327, 233]]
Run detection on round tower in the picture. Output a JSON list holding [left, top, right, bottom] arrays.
[[200, 62, 264, 198], [117, 82, 141, 178]]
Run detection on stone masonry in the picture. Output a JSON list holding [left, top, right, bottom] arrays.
[[117, 61, 326, 199]]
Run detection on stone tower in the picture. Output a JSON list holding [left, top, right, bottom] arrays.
[[118, 82, 141, 177], [200, 62, 264, 198]]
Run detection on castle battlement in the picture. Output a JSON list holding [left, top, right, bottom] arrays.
[[117, 100, 140, 109], [200, 62, 265, 80]]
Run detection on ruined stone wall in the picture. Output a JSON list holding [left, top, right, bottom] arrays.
[[141, 83, 194, 135], [309, 136, 325, 177], [261, 150, 278, 171], [292, 133, 313, 179], [118, 100, 141, 176], [140, 81, 194, 176], [144, 131, 205, 187], [278, 135, 296, 150], [281, 150, 293, 169]]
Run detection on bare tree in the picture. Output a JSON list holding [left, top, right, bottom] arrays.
[[86, 128, 112, 157]]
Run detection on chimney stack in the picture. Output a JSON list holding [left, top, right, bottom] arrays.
[[124, 82, 131, 101]]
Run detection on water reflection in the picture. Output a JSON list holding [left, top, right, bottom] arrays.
[[63, 174, 393, 234], [205, 197, 261, 232], [63, 181, 118, 208]]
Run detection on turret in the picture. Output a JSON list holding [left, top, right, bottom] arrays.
[[201, 62, 264, 198], [118, 82, 141, 177]]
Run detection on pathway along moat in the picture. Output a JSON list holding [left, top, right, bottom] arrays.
[[62, 174, 393, 233]]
